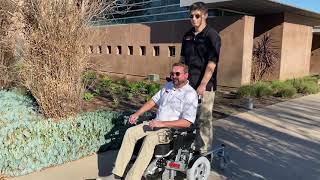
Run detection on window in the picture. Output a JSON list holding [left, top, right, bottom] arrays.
[[89, 45, 94, 54], [117, 46, 122, 55], [90, 0, 233, 26], [153, 46, 160, 56], [168, 46, 175, 57], [128, 46, 133, 55], [107, 46, 111, 54], [98, 45, 102, 54], [140, 46, 146, 56], [91, 0, 189, 25]]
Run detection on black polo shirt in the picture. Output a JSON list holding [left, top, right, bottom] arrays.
[[181, 25, 221, 91]]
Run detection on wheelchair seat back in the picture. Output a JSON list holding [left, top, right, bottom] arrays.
[[154, 129, 196, 156], [172, 131, 196, 150]]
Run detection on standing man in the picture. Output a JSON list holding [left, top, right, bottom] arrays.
[[180, 1, 221, 154], [112, 63, 198, 180]]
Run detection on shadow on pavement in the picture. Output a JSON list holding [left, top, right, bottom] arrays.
[[93, 96, 320, 180], [96, 112, 155, 178], [97, 150, 119, 177], [212, 99, 320, 180]]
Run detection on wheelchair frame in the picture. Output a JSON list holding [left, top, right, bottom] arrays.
[[143, 128, 229, 180]]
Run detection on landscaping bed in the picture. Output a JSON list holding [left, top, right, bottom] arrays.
[[0, 73, 319, 177], [83, 73, 320, 120], [0, 86, 155, 177]]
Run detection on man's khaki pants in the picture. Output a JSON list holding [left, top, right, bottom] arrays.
[[112, 122, 171, 180], [195, 90, 215, 153]]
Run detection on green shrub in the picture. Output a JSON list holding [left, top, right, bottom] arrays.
[[92, 87, 101, 96], [286, 77, 319, 94], [286, 78, 303, 90], [0, 111, 118, 176], [100, 75, 113, 89], [273, 83, 297, 98], [296, 81, 319, 94], [83, 92, 95, 101], [0, 91, 143, 176], [271, 81, 289, 94], [146, 83, 161, 96], [117, 78, 129, 86], [125, 92, 134, 100], [144, 83, 161, 101], [253, 82, 273, 98], [300, 76, 318, 83], [128, 81, 148, 94], [136, 81, 147, 90], [109, 83, 123, 94], [128, 83, 139, 94], [236, 85, 255, 98], [0, 91, 41, 122], [312, 74, 320, 80], [82, 71, 97, 87]]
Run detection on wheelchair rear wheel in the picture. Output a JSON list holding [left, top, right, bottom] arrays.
[[186, 156, 210, 180]]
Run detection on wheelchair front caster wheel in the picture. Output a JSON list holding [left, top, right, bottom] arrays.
[[186, 156, 211, 180], [218, 152, 230, 170]]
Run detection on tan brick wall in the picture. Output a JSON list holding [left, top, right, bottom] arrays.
[[87, 15, 254, 88]]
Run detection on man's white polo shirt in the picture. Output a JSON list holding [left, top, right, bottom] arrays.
[[152, 81, 198, 123]]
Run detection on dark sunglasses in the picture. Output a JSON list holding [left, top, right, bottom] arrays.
[[170, 72, 182, 77], [190, 14, 201, 19]]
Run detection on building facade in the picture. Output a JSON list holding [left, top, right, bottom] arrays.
[[87, 0, 320, 87]]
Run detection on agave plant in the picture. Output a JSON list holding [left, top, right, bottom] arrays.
[[252, 34, 280, 82]]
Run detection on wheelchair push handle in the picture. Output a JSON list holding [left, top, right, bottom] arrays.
[[198, 95, 202, 104]]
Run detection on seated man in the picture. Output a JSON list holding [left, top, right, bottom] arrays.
[[112, 62, 198, 180]]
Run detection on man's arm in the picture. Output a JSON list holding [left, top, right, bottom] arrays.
[[149, 119, 192, 129], [197, 29, 221, 95], [129, 100, 156, 124], [197, 61, 216, 95]]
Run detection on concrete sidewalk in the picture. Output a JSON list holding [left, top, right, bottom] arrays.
[[11, 94, 320, 180]]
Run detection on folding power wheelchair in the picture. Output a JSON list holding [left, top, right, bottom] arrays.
[[141, 126, 229, 180]]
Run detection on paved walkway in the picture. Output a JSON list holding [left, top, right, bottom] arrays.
[[11, 94, 320, 180]]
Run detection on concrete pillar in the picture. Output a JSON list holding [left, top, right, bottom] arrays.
[[279, 13, 313, 80], [211, 15, 254, 87]]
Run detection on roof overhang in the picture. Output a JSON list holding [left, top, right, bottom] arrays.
[[181, 0, 320, 20]]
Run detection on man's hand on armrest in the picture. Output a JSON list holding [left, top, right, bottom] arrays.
[[149, 119, 192, 129], [129, 100, 156, 124]]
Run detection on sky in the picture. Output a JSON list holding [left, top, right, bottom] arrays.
[[278, 0, 320, 13]]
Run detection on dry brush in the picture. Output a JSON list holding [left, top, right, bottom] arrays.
[[19, 0, 122, 119], [0, 0, 17, 89]]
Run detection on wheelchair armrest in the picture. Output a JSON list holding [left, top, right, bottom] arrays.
[[171, 125, 196, 135]]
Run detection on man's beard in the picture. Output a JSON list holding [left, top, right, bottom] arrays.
[[173, 78, 186, 87]]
